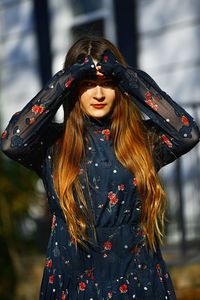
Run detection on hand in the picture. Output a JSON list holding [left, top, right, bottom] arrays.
[[95, 65, 105, 77], [97, 49, 126, 79], [97, 49, 139, 94], [64, 55, 97, 90]]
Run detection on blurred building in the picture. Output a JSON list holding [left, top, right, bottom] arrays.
[[0, 0, 200, 250]]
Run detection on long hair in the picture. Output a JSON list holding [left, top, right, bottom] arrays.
[[53, 36, 166, 251]]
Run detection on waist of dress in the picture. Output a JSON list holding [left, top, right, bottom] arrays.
[[85, 223, 146, 254], [51, 214, 146, 257]]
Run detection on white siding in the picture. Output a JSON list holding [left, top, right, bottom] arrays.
[[138, 0, 200, 103]]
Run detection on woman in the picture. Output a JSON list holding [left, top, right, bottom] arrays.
[[1, 36, 199, 299]]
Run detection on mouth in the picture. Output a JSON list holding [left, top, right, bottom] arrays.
[[91, 104, 106, 109]]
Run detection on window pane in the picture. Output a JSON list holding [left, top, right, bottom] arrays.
[[69, 0, 102, 16], [71, 19, 104, 41], [0, 33, 38, 67], [2, 1, 33, 36]]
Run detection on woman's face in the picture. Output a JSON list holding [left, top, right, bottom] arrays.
[[79, 78, 116, 119]]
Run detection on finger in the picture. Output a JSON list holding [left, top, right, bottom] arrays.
[[96, 71, 105, 77], [96, 66, 101, 71]]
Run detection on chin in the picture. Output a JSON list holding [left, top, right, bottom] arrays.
[[90, 112, 109, 119]]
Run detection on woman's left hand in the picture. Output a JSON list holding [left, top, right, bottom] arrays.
[[97, 49, 139, 94]]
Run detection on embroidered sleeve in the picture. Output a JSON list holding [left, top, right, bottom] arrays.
[[130, 69, 200, 170], [0, 70, 70, 176]]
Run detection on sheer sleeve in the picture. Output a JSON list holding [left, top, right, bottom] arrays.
[[127, 68, 200, 170], [0, 70, 71, 177]]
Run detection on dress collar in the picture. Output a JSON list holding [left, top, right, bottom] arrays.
[[84, 115, 112, 130]]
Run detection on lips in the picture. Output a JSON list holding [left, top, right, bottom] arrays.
[[91, 104, 106, 109]]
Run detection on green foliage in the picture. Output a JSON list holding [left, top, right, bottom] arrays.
[[0, 152, 39, 299]]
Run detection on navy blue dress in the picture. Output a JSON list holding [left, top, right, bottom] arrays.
[[1, 69, 199, 300]]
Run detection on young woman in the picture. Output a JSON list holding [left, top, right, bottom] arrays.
[[1, 36, 199, 299]]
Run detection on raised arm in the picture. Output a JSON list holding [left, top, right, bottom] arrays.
[[0, 57, 96, 176], [98, 50, 200, 170], [132, 69, 200, 168]]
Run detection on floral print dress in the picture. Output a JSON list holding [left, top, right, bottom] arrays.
[[1, 68, 199, 300]]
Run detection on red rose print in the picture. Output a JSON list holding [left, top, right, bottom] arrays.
[[156, 264, 162, 278], [119, 284, 128, 293], [65, 78, 73, 88], [86, 269, 94, 280], [14, 111, 20, 115], [84, 57, 89, 64], [133, 178, 138, 186], [61, 291, 66, 300], [118, 184, 125, 191], [79, 281, 86, 291], [156, 263, 161, 270], [145, 92, 152, 100], [110, 197, 118, 205], [154, 95, 161, 101], [1, 130, 7, 139], [102, 129, 111, 140], [108, 291, 113, 298], [29, 118, 35, 125], [102, 129, 110, 135], [108, 192, 118, 205], [161, 134, 173, 148], [145, 99, 158, 111], [108, 191, 114, 198], [104, 55, 108, 62], [103, 241, 112, 250], [32, 104, 45, 114], [46, 259, 52, 268], [181, 115, 189, 126], [51, 214, 56, 231], [49, 275, 54, 284]]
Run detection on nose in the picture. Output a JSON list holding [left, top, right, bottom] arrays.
[[93, 85, 105, 102]]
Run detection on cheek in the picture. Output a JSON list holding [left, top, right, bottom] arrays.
[[79, 92, 88, 108], [109, 90, 116, 105]]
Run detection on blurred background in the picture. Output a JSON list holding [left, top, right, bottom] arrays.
[[0, 0, 200, 299]]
